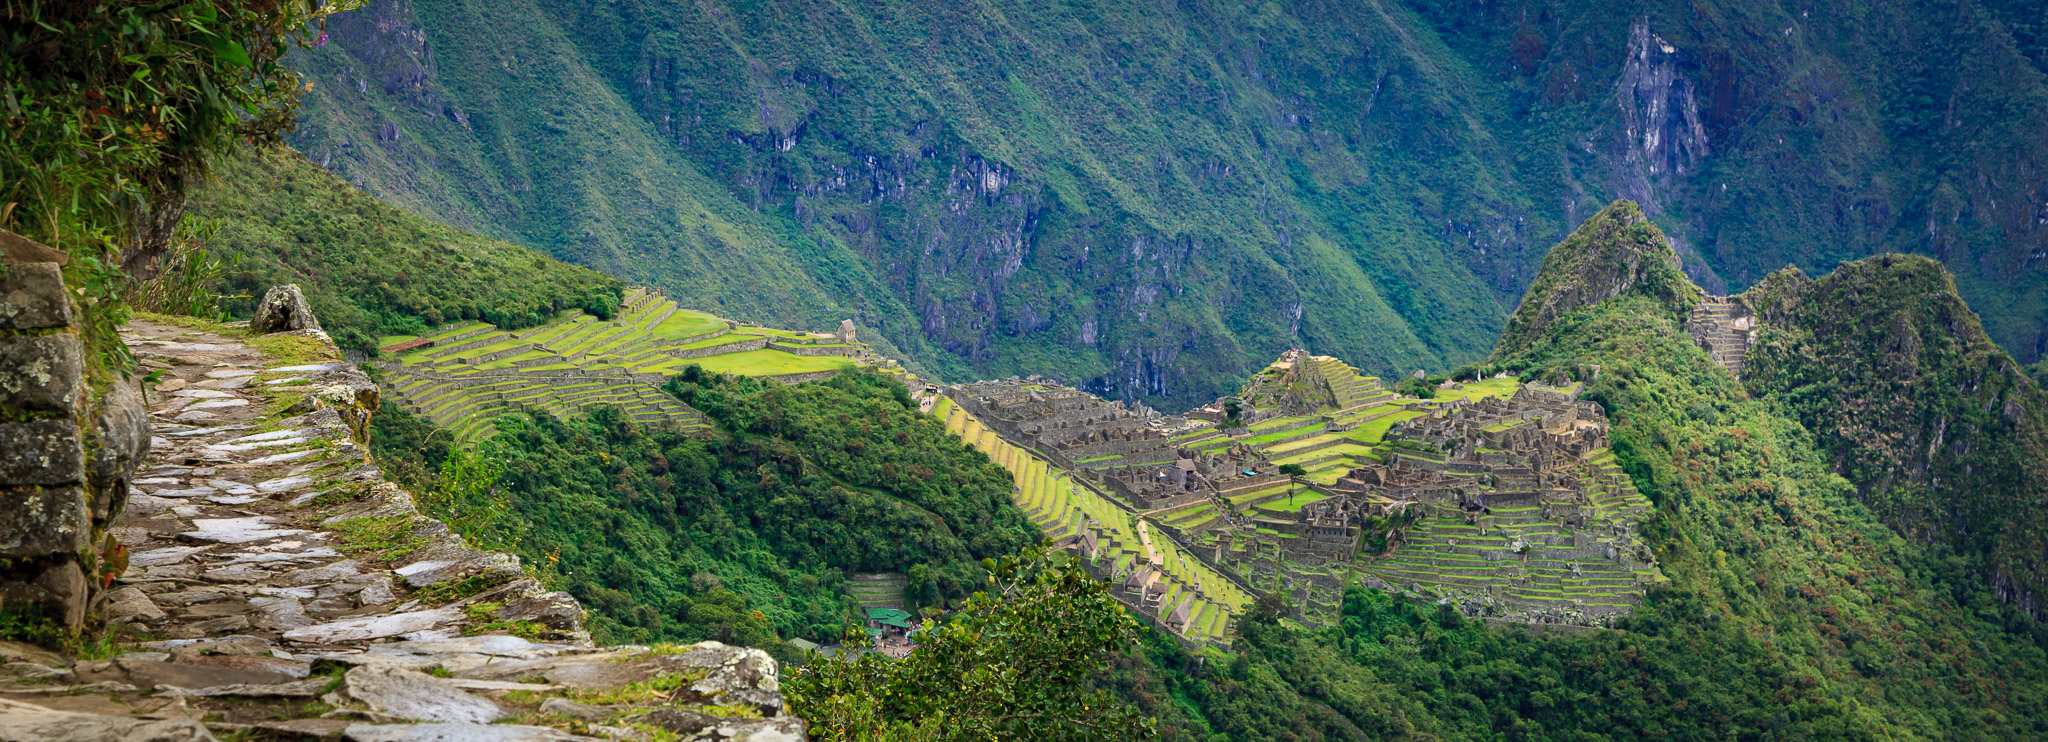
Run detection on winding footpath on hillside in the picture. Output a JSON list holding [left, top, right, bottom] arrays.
[[0, 316, 804, 741]]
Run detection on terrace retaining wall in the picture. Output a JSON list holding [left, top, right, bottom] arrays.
[[669, 337, 770, 359]]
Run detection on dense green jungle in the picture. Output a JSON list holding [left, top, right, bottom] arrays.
[[281, 0, 2048, 409], [368, 367, 1038, 658]]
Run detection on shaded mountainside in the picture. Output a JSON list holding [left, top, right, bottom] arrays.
[[1103, 203, 2048, 741], [1743, 255, 2048, 618], [191, 147, 625, 351], [287, 0, 2048, 408]]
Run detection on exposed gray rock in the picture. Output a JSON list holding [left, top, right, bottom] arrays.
[[282, 608, 465, 644], [0, 661, 72, 683], [179, 516, 309, 544], [538, 697, 607, 720], [160, 676, 331, 697], [0, 334, 83, 412], [0, 697, 215, 742], [342, 722, 596, 742], [0, 559, 88, 627], [0, 261, 72, 331], [73, 655, 299, 691], [105, 586, 166, 622], [0, 640, 67, 666], [631, 708, 805, 741], [341, 666, 503, 724], [0, 420, 86, 486], [90, 379, 151, 509], [251, 284, 321, 334], [0, 484, 89, 556]]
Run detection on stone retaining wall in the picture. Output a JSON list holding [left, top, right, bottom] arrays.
[[0, 255, 148, 633], [769, 341, 852, 356], [459, 343, 536, 365], [768, 369, 844, 384], [669, 336, 769, 359], [654, 325, 734, 347]]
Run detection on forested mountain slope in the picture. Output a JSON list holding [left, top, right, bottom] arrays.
[[1744, 255, 2048, 619], [287, 0, 2048, 408], [368, 368, 1039, 655], [1102, 202, 2048, 740], [192, 147, 625, 351]]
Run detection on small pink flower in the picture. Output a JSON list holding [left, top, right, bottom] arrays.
[[315, 32, 329, 47]]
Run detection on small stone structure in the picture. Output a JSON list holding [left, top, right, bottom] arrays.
[[0, 237, 149, 634]]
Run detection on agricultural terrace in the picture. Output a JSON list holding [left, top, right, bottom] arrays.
[[929, 394, 1248, 646], [374, 287, 858, 442]]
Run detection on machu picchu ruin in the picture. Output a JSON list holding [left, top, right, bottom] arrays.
[[911, 348, 1665, 638], [373, 287, 863, 442]]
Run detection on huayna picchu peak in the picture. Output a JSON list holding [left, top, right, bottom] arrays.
[[11, 3, 2048, 739]]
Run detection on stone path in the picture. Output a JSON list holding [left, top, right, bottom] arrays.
[[0, 318, 804, 741]]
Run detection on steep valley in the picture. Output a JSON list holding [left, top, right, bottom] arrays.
[[286, 0, 2048, 411], [19, 3, 2048, 739]]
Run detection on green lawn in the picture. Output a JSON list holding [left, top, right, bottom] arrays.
[[1255, 490, 1328, 513], [689, 349, 854, 377], [1345, 410, 1425, 445], [1250, 422, 1325, 444], [1438, 376, 1521, 402], [649, 308, 728, 340]]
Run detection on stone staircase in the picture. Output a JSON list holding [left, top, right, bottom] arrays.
[[1686, 296, 1754, 377]]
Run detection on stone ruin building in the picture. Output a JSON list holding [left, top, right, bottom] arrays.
[[1206, 384, 1663, 627], [951, 380, 1222, 511]]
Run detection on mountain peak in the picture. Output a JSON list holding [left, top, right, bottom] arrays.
[[1492, 200, 1700, 359]]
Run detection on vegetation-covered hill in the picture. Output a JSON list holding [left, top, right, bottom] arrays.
[[1492, 201, 1701, 358], [191, 147, 624, 352], [1096, 205, 2048, 740], [370, 367, 1039, 654], [1745, 254, 2048, 619], [288, 0, 2048, 408]]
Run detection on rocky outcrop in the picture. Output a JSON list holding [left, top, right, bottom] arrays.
[[1610, 19, 1708, 218], [250, 284, 321, 334], [0, 239, 147, 634], [0, 305, 804, 740]]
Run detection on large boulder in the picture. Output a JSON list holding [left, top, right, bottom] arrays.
[[250, 284, 320, 334]]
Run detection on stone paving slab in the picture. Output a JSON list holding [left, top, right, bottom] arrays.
[[0, 318, 805, 741]]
